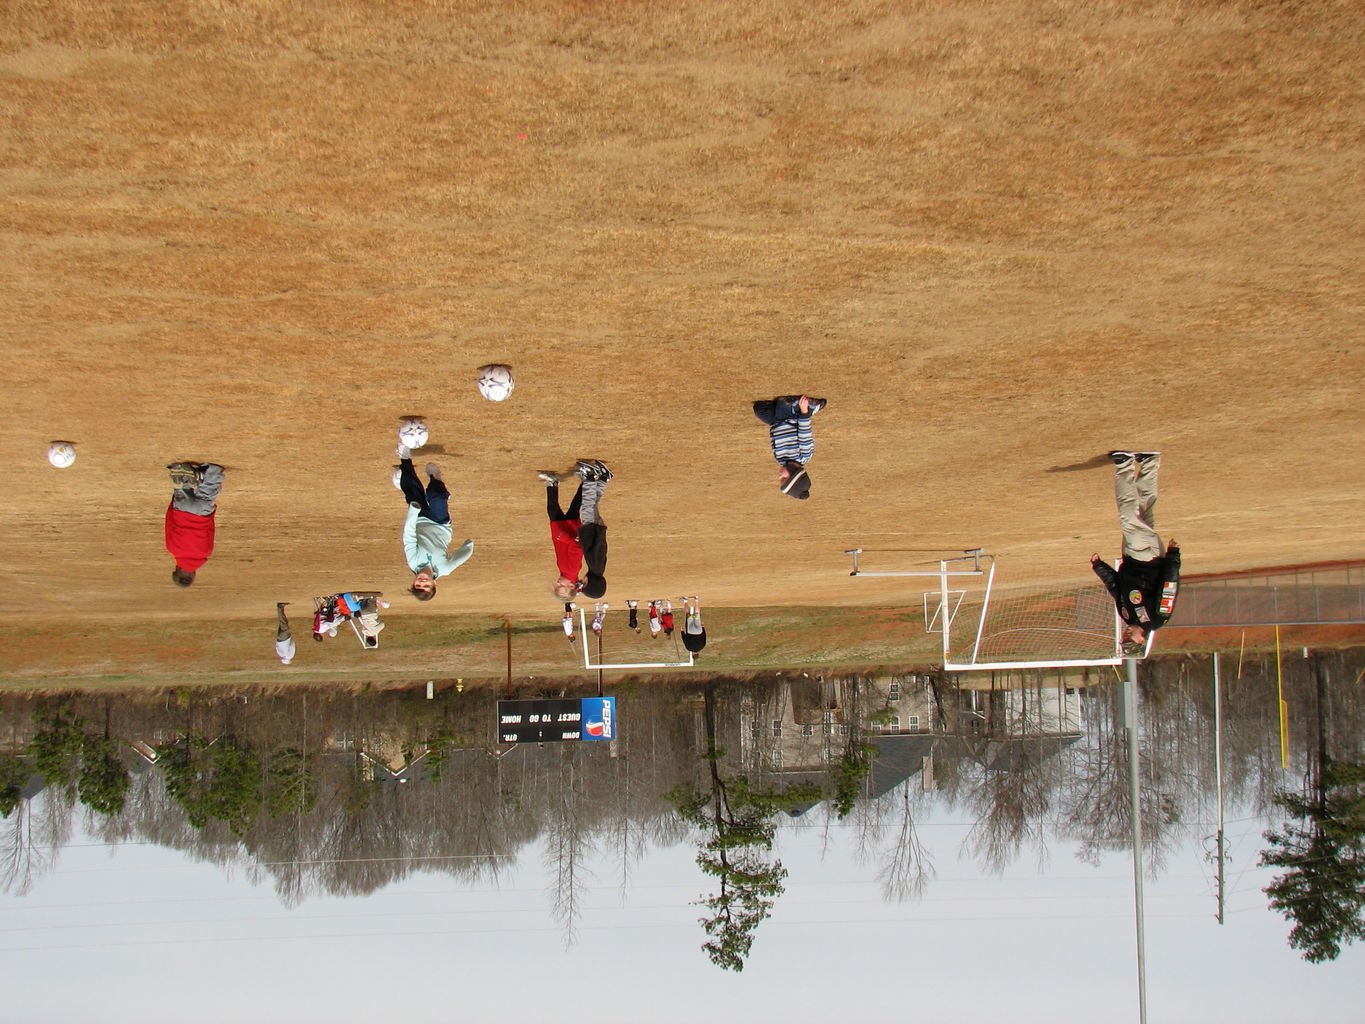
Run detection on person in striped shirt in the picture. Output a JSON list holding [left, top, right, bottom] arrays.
[[752, 394, 826, 499]]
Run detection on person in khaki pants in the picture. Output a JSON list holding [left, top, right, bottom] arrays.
[[1091, 451, 1181, 652]]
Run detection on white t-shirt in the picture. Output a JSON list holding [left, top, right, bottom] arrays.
[[276, 635, 296, 665]]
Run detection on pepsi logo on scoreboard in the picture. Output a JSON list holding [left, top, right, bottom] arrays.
[[580, 697, 615, 741]]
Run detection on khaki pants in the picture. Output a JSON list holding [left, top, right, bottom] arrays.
[[1115, 455, 1163, 561]]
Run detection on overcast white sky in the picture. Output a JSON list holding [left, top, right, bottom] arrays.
[[2, 797, 1360, 1024]]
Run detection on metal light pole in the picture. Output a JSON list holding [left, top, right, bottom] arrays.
[[1214, 652, 1225, 924], [1123, 656, 1148, 1024]]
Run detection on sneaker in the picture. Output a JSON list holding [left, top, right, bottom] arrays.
[[426, 463, 442, 480], [537, 470, 560, 485], [575, 459, 598, 480], [396, 444, 411, 461], [1109, 451, 1135, 465], [807, 397, 827, 414], [591, 459, 613, 482], [1135, 451, 1160, 464]]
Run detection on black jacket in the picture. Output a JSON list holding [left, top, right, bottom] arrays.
[[1093, 546, 1181, 630]]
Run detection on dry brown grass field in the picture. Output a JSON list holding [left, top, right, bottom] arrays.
[[2, 2, 1363, 682]]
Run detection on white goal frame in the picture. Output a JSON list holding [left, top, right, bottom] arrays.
[[577, 606, 695, 672], [844, 547, 1142, 672]]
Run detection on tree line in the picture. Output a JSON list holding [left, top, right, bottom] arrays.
[[1, 648, 1361, 969]]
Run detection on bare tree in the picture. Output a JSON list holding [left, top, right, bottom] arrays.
[[877, 782, 935, 902], [544, 746, 596, 949]]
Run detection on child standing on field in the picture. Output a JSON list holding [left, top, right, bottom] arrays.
[[627, 599, 641, 633], [660, 599, 675, 637], [592, 602, 609, 635], [648, 601, 662, 639], [275, 603, 295, 665], [681, 596, 707, 657], [165, 462, 224, 586]]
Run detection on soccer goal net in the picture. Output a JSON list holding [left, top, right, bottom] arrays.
[[844, 548, 1126, 672]]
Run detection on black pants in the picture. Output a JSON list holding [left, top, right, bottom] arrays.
[[752, 397, 802, 426], [400, 459, 450, 525], [579, 522, 608, 578], [547, 482, 583, 523]]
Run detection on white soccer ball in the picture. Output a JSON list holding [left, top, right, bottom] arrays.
[[398, 419, 429, 449], [392, 466, 404, 490], [476, 364, 515, 402], [47, 442, 76, 469]]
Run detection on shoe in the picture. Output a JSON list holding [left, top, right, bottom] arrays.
[[1135, 451, 1160, 464], [575, 459, 599, 480], [627, 600, 638, 609], [1109, 451, 1135, 465], [807, 398, 827, 414], [166, 461, 196, 472], [397, 444, 411, 460], [277, 601, 289, 609], [537, 470, 560, 485], [425, 463, 442, 480], [591, 459, 613, 482]]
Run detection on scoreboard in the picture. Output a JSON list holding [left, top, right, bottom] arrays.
[[497, 697, 616, 744]]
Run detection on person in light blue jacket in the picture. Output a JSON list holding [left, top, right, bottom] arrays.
[[397, 446, 473, 600]]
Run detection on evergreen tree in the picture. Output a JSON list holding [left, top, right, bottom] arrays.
[[1260, 757, 1365, 963], [29, 705, 84, 797], [668, 685, 818, 972], [77, 735, 130, 816]]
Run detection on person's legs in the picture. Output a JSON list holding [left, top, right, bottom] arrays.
[[1135, 453, 1160, 529], [754, 397, 801, 425], [1115, 458, 1162, 560], [579, 480, 605, 525], [194, 464, 224, 504], [566, 482, 583, 522], [579, 522, 608, 578], [173, 464, 224, 515], [276, 602, 291, 641], [399, 458, 429, 513], [546, 481, 566, 521], [424, 476, 451, 525]]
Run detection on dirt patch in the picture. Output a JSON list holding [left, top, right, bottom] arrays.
[[2, 3, 1363, 662]]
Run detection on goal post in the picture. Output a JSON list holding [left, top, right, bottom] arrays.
[[843, 547, 1129, 671], [577, 606, 695, 672]]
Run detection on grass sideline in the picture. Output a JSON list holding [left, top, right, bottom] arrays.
[[2, 606, 1360, 692]]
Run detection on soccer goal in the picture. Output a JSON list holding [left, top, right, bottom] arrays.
[[844, 548, 1129, 671], [575, 605, 695, 672]]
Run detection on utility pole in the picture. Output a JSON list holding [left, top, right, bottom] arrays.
[[1123, 657, 1148, 1024], [1214, 652, 1225, 925]]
